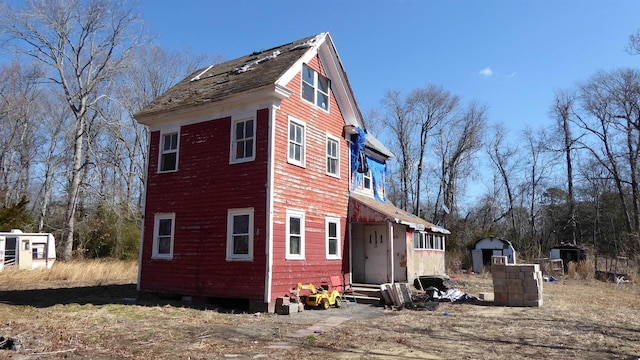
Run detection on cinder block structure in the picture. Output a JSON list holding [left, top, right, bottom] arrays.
[[491, 256, 543, 307]]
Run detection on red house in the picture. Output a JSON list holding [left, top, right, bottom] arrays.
[[134, 33, 449, 312]]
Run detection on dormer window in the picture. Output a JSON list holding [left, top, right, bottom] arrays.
[[302, 64, 329, 110], [363, 170, 372, 190]]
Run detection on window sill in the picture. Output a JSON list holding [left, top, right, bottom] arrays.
[[226, 257, 254, 262], [151, 255, 173, 260]]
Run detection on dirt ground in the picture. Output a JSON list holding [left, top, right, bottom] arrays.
[[1, 275, 639, 359]]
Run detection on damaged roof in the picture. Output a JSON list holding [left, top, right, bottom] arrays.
[[135, 34, 319, 119], [350, 193, 449, 234]]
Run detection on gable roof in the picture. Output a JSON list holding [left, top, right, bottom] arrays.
[[350, 193, 450, 234], [134, 32, 364, 130], [135, 35, 316, 119]]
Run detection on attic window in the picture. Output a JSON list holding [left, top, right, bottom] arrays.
[[302, 64, 329, 110]]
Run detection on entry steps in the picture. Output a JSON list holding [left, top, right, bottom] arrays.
[[342, 283, 381, 303]]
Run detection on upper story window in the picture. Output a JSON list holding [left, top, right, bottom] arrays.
[[326, 135, 339, 177], [153, 213, 175, 259], [231, 118, 255, 163], [288, 117, 305, 167], [363, 169, 372, 190], [226, 208, 254, 261], [302, 64, 329, 111], [160, 132, 179, 172], [286, 209, 305, 260]]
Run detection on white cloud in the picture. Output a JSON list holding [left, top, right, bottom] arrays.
[[479, 67, 493, 77]]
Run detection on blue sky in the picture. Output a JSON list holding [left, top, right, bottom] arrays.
[[140, 1, 640, 203], [140, 0, 640, 136]]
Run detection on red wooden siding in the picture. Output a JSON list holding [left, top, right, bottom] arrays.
[[269, 55, 351, 299], [140, 109, 270, 300]]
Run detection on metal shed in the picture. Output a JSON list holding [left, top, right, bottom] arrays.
[[471, 237, 516, 273]]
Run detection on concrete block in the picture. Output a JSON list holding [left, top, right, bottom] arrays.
[[507, 279, 523, 287], [286, 304, 299, 315], [524, 293, 541, 301], [523, 279, 539, 288], [493, 285, 508, 293], [508, 286, 524, 294], [509, 292, 524, 301], [492, 256, 507, 265], [519, 264, 539, 272], [479, 292, 494, 301], [275, 297, 291, 315], [493, 278, 507, 287], [494, 292, 509, 302], [524, 285, 541, 294], [505, 265, 521, 273], [508, 299, 524, 306], [492, 270, 506, 279], [523, 299, 543, 307]]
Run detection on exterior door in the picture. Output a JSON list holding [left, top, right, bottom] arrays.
[[364, 225, 388, 283]]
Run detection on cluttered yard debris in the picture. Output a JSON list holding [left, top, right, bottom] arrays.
[[380, 275, 480, 311], [0, 336, 15, 350]]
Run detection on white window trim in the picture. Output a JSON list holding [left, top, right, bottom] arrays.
[[301, 63, 330, 112], [413, 232, 446, 251], [326, 134, 340, 178], [152, 213, 175, 260], [285, 209, 305, 260], [229, 116, 256, 164], [158, 128, 180, 173], [325, 216, 341, 260], [287, 117, 306, 167], [226, 208, 255, 261], [363, 169, 372, 191]]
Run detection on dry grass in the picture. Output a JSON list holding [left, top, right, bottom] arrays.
[[0, 259, 137, 289], [1, 265, 640, 359]]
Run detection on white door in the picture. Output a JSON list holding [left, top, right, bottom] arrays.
[[364, 225, 389, 284]]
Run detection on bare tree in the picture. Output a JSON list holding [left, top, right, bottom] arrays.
[[0, 0, 144, 259], [0, 62, 41, 207], [487, 123, 519, 234], [408, 85, 458, 217], [380, 89, 417, 211], [433, 101, 487, 226], [551, 89, 580, 244], [576, 69, 640, 240]]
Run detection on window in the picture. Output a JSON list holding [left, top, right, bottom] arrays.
[[32, 244, 45, 259], [22, 239, 30, 251], [302, 64, 329, 110], [363, 169, 372, 190], [326, 217, 340, 259], [231, 118, 255, 163], [288, 118, 305, 166], [413, 232, 446, 251], [286, 210, 305, 259], [153, 213, 175, 259], [326, 136, 339, 177], [159, 132, 179, 172], [227, 208, 254, 261]]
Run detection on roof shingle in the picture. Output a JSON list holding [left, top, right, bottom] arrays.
[[135, 34, 319, 118]]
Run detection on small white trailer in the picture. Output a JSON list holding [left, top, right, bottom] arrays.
[[0, 229, 56, 271]]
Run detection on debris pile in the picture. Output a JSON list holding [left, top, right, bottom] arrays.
[[0, 336, 15, 350]]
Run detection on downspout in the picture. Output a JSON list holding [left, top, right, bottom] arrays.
[[347, 137, 353, 287], [136, 129, 150, 292], [264, 105, 277, 305], [389, 221, 394, 284]]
